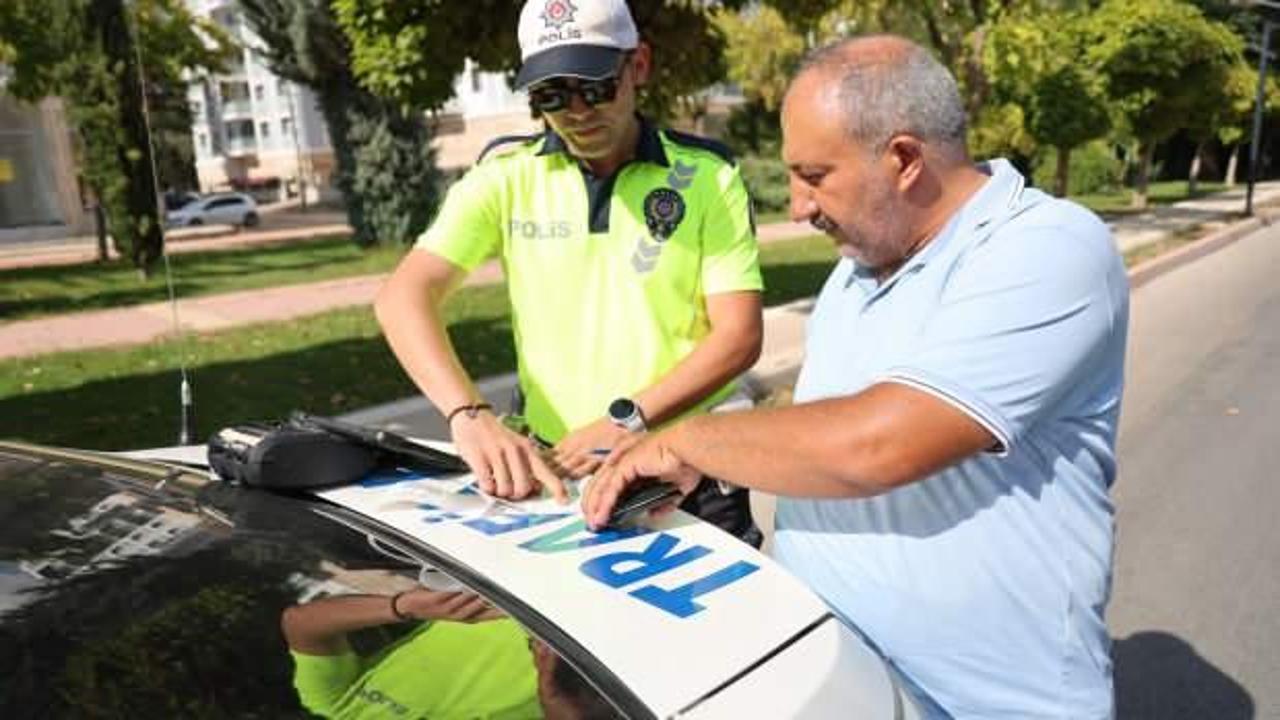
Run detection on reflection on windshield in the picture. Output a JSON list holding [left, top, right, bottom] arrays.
[[282, 589, 621, 719]]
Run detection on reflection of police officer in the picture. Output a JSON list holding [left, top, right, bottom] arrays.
[[283, 589, 620, 719], [283, 589, 541, 718], [376, 0, 763, 543]]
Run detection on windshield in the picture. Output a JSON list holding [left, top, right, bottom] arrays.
[[0, 447, 620, 719]]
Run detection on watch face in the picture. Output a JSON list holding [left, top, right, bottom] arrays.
[[608, 398, 637, 422]]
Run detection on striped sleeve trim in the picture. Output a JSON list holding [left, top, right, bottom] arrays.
[[878, 369, 1013, 457]]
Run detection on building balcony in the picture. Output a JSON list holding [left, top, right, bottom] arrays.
[[221, 98, 253, 120], [223, 136, 258, 157]]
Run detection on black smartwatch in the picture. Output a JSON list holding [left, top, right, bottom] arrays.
[[607, 398, 647, 432]]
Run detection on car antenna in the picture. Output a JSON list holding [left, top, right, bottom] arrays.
[[129, 6, 196, 445]]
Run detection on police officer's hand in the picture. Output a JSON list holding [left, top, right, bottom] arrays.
[[451, 411, 567, 502], [552, 418, 631, 479], [394, 589, 504, 623], [582, 430, 702, 530]]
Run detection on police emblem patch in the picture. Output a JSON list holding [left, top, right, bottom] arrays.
[[643, 188, 686, 242], [541, 0, 577, 29]]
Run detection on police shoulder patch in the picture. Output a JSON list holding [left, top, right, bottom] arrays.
[[662, 129, 737, 166], [476, 133, 542, 164]]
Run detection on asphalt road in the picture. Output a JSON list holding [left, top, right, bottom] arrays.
[[1109, 221, 1280, 718]]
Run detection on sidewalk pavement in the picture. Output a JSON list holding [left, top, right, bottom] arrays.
[[3, 180, 1279, 397], [0, 205, 351, 271]]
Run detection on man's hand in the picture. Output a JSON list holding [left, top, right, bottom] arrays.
[[552, 417, 631, 479], [451, 411, 567, 502], [581, 431, 702, 530], [395, 589, 504, 622]]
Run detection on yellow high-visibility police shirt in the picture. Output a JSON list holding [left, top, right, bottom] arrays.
[[417, 119, 762, 441]]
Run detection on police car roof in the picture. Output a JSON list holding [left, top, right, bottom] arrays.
[[313, 440, 905, 719]]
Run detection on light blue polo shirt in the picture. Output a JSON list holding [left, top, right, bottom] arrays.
[[773, 159, 1128, 719]]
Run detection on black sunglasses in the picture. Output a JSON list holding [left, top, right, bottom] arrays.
[[527, 54, 632, 113], [528, 75, 621, 113]]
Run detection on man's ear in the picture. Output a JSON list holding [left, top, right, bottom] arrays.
[[630, 42, 653, 87], [885, 135, 925, 192]]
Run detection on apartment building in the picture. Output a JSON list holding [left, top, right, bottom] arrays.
[[0, 83, 94, 243], [186, 0, 335, 199]]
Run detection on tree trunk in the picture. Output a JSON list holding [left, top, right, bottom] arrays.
[[1132, 142, 1155, 210], [93, 201, 109, 263], [93, 0, 163, 276], [1055, 146, 1072, 198], [1226, 144, 1240, 187], [1188, 139, 1205, 196]]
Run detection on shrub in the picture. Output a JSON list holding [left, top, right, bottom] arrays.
[[739, 154, 789, 215], [1032, 140, 1125, 196]]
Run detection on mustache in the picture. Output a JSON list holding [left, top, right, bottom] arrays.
[[810, 214, 837, 233]]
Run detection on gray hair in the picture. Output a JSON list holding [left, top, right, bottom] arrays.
[[795, 36, 968, 155]]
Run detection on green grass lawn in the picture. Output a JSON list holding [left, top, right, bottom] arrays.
[[0, 235, 838, 450], [1071, 180, 1228, 216], [0, 234, 401, 321]]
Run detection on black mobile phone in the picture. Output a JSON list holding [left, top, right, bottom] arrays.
[[605, 477, 682, 528]]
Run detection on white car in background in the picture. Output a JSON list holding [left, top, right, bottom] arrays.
[[164, 192, 260, 228]]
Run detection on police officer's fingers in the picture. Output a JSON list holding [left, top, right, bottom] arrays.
[[461, 452, 495, 494], [602, 432, 646, 468], [476, 606, 507, 621], [553, 451, 589, 479], [531, 454, 569, 504], [502, 444, 535, 499], [455, 595, 494, 622], [486, 449, 515, 498], [571, 453, 604, 478]]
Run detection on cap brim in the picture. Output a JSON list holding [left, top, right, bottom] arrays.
[[515, 45, 623, 89]]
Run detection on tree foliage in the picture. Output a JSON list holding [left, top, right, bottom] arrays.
[[1084, 0, 1242, 206], [238, 0, 439, 246], [331, 0, 747, 121], [715, 5, 805, 112], [985, 11, 1109, 195], [0, 0, 230, 273]]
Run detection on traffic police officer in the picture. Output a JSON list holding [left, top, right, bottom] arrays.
[[375, 0, 764, 542]]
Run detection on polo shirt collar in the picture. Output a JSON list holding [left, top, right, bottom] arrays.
[[848, 157, 1027, 296], [537, 115, 670, 168]]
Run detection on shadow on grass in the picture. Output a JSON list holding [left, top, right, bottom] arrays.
[[0, 316, 516, 451], [761, 260, 836, 307], [0, 238, 383, 320]]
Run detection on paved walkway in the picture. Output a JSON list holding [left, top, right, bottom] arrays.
[[3, 181, 1279, 361]]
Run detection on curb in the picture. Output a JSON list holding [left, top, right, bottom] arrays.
[[1126, 210, 1276, 290]]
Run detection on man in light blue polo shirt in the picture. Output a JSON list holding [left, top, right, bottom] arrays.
[[585, 34, 1128, 718]]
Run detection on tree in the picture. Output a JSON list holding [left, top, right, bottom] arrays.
[[0, 0, 230, 274], [331, 0, 748, 122], [984, 12, 1109, 196], [348, 111, 441, 245], [714, 5, 805, 153], [1217, 64, 1280, 187], [764, 0, 1076, 113], [1085, 0, 1242, 208], [238, 0, 439, 246]]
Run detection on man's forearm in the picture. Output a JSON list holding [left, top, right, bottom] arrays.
[[663, 383, 993, 498]]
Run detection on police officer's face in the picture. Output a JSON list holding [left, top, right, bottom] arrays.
[[781, 70, 916, 271], [539, 46, 649, 163]]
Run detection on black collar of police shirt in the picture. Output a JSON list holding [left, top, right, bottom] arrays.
[[539, 115, 669, 234]]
